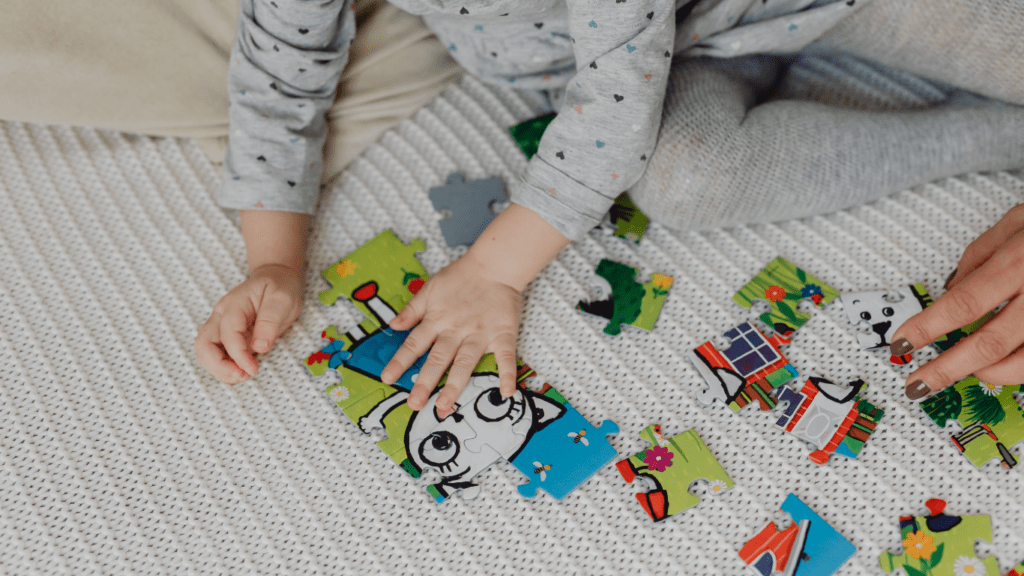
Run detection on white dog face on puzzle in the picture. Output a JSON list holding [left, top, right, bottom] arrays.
[[839, 284, 931, 350]]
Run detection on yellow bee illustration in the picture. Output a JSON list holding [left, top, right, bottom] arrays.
[[568, 429, 589, 446], [532, 462, 551, 481]]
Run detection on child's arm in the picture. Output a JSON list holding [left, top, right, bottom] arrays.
[[892, 204, 1024, 399], [195, 210, 309, 383], [381, 204, 570, 418], [196, 0, 355, 383]]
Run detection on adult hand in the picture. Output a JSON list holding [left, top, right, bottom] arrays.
[[892, 204, 1024, 399]]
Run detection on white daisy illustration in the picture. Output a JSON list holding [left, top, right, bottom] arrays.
[[953, 555, 986, 576], [330, 386, 350, 402], [707, 479, 729, 495], [978, 381, 1002, 396]]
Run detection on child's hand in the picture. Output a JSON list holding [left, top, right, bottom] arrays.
[[194, 210, 310, 384], [194, 264, 304, 383], [893, 204, 1024, 399], [380, 203, 571, 419], [381, 252, 523, 418]]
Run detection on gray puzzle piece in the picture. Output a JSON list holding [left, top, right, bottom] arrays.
[[429, 173, 507, 247]]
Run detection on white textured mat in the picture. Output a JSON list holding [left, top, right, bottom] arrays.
[[1, 76, 1023, 575]]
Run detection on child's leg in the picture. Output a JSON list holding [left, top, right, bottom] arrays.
[[809, 0, 1024, 106], [631, 54, 1024, 230]]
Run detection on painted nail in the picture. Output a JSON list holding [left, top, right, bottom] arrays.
[[891, 338, 914, 357], [905, 380, 931, 401], [943, 267, 958, 290]]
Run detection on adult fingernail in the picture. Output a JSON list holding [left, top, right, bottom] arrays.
[[905, 380, 931, 401], [943, 268, 957, 290], [891, 338, 914, 357]]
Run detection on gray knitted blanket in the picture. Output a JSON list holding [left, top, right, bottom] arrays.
[[0, 75, 1022, 575]]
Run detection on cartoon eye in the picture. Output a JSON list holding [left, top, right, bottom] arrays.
[[860, 311, 871, 321], [475, 388, 513, 422], [882, 307, 894, 317], [419, 431, 460, 467]]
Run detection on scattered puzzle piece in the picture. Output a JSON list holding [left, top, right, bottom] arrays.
[[509, 112, 556, 159], [429, 173, 507, 247], [879, 498, 1000, 576], [576, 259, 672, 335], [689, 321, 799, 412], [920, 376, 1023, 469], [733, 257, 839, 336], [1005, 560, 1024, 576], [741, 493, 856, 576], [840, 284, 932, 364], [774, 376, 885, 465], [318, 229, 427, 310], [616, 426, 732, 522], [608, 192, 650, 244]]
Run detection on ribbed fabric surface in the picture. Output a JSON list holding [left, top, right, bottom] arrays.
[[1, 75, 1022, 575]]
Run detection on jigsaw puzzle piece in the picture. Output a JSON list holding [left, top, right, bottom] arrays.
[[879, 498, 999, 576], [499, 383, 619, 500], [839, 284, 932, 363], [920, 377, 1024, 469], [608, 192, 650, 244], [741, 493, 856, 576], [733, 257, 839, 337], [509, 112, 556, 159], [429, 173, 507, 247], [616, 426, 732, 522], [774, 376, 884, 465], [318, 229, 427, 314], [689, 322, 799, 412], [576, 259, 672, 336], [1005, 560, 1024, 576]]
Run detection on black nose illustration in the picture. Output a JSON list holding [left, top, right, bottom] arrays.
[[872, 320, 892, 346]]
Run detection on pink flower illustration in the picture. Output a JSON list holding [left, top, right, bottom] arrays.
[[643, 446, 674, 472]]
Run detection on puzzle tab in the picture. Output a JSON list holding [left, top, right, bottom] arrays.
[[733, 257, 838, 336], [429, 173, 507, 247], [576, 259, 672, 336], [616, 426, 732, 522], [840, 283, 932, 364], [689, 322, 799, 412], [740, 493, 856, 576], [775, 376, 885, 465], [879, 498, 999, 576], [920, 376, 1023, 469]]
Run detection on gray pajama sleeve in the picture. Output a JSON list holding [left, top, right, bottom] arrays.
[[512, 0, 676, 241], [220, 0, 355, 214]]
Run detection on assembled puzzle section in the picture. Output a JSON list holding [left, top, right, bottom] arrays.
[[839, 284, 932, 364], [740, 493, 856, 576], [774, 376, 885, 465], [879, 498, 1000, 576], [689, 321, 799, 412], [920, 376, 1023, 469], [576, 259, 673, 336], [733, 257, 839, 337], [317, 229, 427, 310], [429, 173, 507, 247], [439, 368, 621, 501], [616, 426, 732, 522]]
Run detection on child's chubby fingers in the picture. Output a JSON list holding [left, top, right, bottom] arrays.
[[194, 320, 251, 384], [381, 319, 435, 386], [388, 290, 427, 332], [491, 333, 519, 399], [890, 245, 1023, 358], [434, 338, 489, 419], [250, 292, 298, 354], [407, 332, 460, 411], [904, 296, 1024, 399], [219, 306, 259, 378], [947, 204, 1024, 290]]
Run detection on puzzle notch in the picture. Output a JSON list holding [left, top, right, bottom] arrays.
[[740, 493, 856, 576], [689, 321, 799, 412], [920, 377, 1023, 469], [576, 258, 672, 336], [774, 376, 885, 465], [733, 257, 838, 336], [616, 426, 732, 522], [429, 173, 507, 247], [879, 498, 999, 576]]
